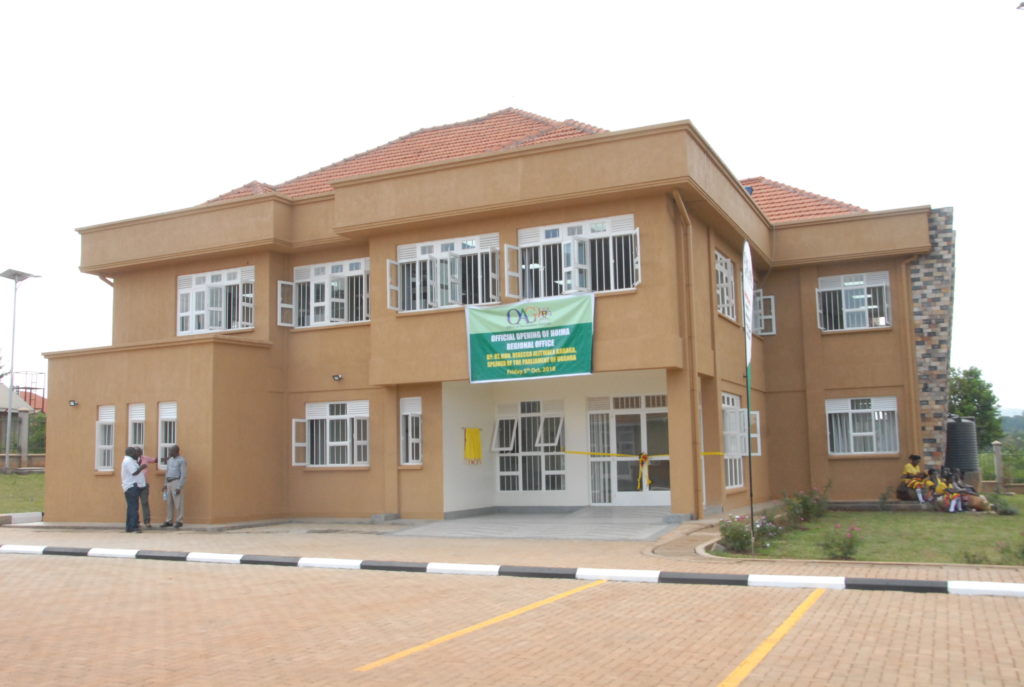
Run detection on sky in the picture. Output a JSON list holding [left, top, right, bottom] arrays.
[[1, 1, 1022, 412]]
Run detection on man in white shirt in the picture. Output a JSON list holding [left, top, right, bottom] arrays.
[[120, 447, 147, 533]]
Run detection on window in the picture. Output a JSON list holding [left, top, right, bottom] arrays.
[[817, 272, 890, 332], [505, 214, 640, 299], [753, 289, 775, 336], [177, 266, 254, 335], [278, 259, 369, 328], [826, 397, 898, 455], [715, 251, 736, 320], [95, 405, 115, 471], [158, 402, 177, 468], [387, 235, 498, 312], [128, 403, 145, 451], [400, 397, 422, 465], [491, 401, 565, 491], [721, 393, 745, 488], [292, 401, 370, 467]]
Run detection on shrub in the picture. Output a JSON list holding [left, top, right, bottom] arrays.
[[878, 487, 893, 512], [820, 523, 861, 560], [988, 494, 1019, 516], [718, 514, 784, 553], [781, 483, 831, 527]]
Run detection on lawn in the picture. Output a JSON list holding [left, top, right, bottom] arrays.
[[0, 473, 44, 514], [717, 494, 1023, 566]]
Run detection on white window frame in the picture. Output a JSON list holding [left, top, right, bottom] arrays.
[[505, 214, 640, 299], [753, 289, 776, 336], [95, 405, 115, 471], [491, 401, 565, 492], [715, 251, 736, 320], [278, 259, 370, 328], [293, 401, 370, 467], [128, 403, 145, 451], [177, 266, 255, 335], [817, 271, 891, 332], [387, 235, 498, 312], [400, 397, 422, 465], [158, 401, 177, 469], [826, 397, 899, 455], [722, 393, 746, 488]]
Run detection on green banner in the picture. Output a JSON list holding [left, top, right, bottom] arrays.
[[466, 294, 594, 383]]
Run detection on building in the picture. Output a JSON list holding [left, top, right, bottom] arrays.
[[44, 109, 954, 524]]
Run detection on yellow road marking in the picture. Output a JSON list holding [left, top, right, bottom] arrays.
[[718, 588, 826, 687], [354, 579, 607, 672]]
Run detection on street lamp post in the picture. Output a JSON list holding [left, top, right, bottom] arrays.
[[2, 269, 39, 473]]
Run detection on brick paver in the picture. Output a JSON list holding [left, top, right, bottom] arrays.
[[1, 522, 1022, 685]]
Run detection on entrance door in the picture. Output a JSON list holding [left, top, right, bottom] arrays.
[[588, 396, 670, 506]]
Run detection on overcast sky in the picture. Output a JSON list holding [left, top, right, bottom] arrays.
[[1, 1, 1021, 412]]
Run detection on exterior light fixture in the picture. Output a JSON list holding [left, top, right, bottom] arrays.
[[68, 400, 79, 407], [331, 374, 344, 382]]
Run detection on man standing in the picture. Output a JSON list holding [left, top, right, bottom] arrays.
[[121, 447, 147, 533], [161, 445, 187, 529]]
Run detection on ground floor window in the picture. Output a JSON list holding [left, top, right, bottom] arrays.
[[158, 402, 178, 469], [492, 400, 565, 491], [826, 397, 898, 454], [95, 405, 115, 471], [128, 403, 145, 451], [400, 397, 422, 465], [722, 393, 745, 488], [293, 401, 370, 467]]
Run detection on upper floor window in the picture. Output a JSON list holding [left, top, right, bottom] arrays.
[[753, 289, 776, 336], [292, 401, 370, 467], [826, 397, 898, 454], [505, 214, 640, 299], [177, 266, 254, 335], [278, 259, 369, 328], [387, 235, 498, 312], [715, 251, 736, 320], [817, 272, 890, 332]]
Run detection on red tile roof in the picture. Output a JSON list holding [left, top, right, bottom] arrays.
[[18, 390, 46, 413], [206, 110, 867, 225], [208, 108, 605, 203], [739, 176, 867, 223]]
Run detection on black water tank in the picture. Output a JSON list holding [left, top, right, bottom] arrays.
[[945, 416, 980, 473]]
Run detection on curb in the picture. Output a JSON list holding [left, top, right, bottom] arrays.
[[2, 543, 1023, 598]]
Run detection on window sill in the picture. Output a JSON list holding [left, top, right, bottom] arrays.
[[177, 327, 256, 337], [725, 485, 747, 493], [716, 311, 741, 328], [289, 320, 370, 333], [399, 463, 424, 470], [95, 469, 114, 476], [296, 465, 371, 471], [819, 326, 893, 336], [827, 453, 900, 461]]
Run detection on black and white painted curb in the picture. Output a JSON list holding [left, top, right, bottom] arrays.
[[2, 544, 1022, 598]]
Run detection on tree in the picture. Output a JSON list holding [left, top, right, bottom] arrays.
[[28, 412, 46, 454], [948, 367, 1003, 447]]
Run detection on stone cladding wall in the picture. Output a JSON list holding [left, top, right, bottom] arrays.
[[908, 208, 955, 466]]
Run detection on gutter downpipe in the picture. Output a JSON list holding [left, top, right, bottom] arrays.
[[672, 190, 705, 519]]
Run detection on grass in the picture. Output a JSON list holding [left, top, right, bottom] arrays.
[[0, 473, 44, 514], [717, 494, 1023, 565]]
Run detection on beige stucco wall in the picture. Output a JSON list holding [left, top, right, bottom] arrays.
[[46, 119, 941, 524]]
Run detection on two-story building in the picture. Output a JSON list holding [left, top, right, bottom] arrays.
[[44, 109, 954, 524]]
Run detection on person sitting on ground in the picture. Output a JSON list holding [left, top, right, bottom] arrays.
[[934, 469, 963, 513], [900, 454, 932, 503], [950, 468, 992, 512]]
